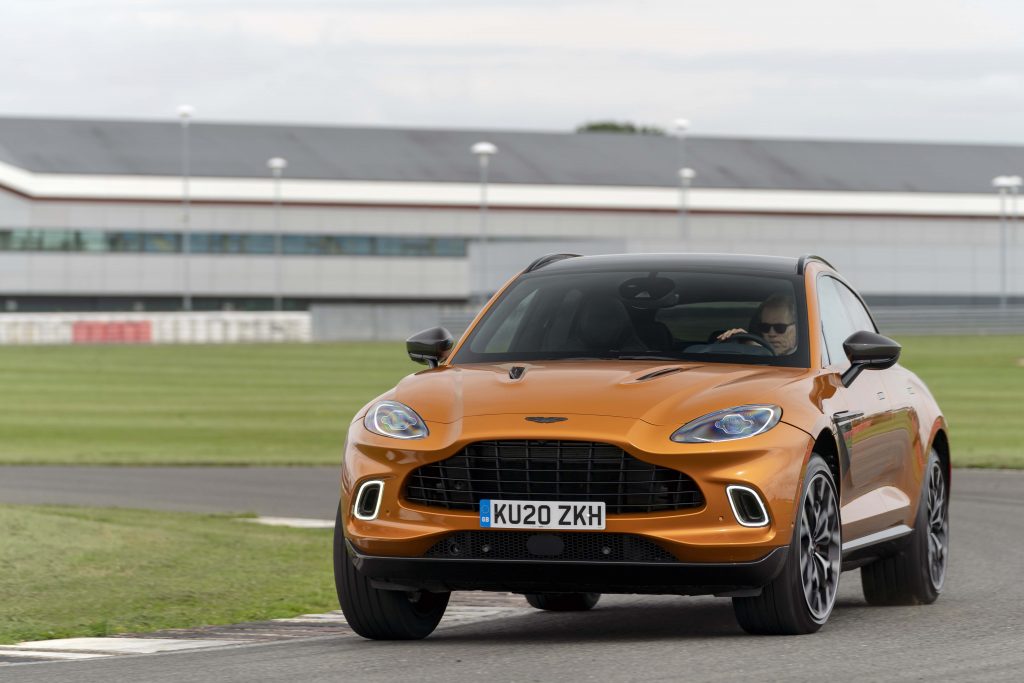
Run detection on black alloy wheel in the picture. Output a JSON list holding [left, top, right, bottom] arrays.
[[733, 455, 841, 635], [798, 470, 843, 622], [333, 505, 451, 640], [862, 450, 949, 605], [925, 459, 950, 590]]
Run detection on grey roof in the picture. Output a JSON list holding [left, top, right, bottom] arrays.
[[1, 116, 1023, 193]]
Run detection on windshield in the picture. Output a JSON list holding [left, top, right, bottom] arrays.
[[451, 268, 810, 368]]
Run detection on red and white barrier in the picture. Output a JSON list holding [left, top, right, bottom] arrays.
[[0, 312, 311, 345]]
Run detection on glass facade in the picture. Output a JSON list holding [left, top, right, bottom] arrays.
[[0, 229, 469, 257]]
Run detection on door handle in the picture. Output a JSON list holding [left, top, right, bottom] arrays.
[[833, 410, 864, 423]]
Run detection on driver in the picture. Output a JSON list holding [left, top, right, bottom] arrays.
[[717, 293, 798, 355]]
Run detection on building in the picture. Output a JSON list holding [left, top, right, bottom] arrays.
[[1, 116, 1022, 312]]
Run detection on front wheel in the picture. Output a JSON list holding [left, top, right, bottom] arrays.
[[733, 455, 841, 635], [861, 450, 949, 605], [333, 505, 450, 640]]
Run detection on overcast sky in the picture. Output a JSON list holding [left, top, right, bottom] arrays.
[[2, 0, 1023, 143]]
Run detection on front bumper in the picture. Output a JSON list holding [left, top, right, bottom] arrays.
[[342, 415, 813, 566], [347, 540, 789, 595]]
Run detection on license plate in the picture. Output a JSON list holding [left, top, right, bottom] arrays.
[[479, 499, 606, 530]]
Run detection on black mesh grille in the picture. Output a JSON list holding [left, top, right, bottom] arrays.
[[424, 531, 679, 563], [405, 440, 704, 514]]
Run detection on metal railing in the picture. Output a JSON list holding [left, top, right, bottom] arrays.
[[873, 306, 1024, 336]]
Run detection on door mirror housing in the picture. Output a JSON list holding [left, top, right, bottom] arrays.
[[406, 327, 454, 368], [840, 330, 901, 387]]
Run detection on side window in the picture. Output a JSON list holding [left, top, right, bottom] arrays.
[[816, 277, 856, 367], [834, 282, 877, 334]]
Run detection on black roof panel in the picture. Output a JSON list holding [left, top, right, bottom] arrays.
[[526, 252, 809, 275]]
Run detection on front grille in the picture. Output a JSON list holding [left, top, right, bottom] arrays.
[[424, 531, 679, 563], [405, 440, 704, 514]]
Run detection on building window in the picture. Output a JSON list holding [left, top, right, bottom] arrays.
[[0, 229, 469, 258]]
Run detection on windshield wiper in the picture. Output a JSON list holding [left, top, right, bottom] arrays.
[[614, 355, 683, 361]]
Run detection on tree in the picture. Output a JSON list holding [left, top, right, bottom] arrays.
[[575, 121, 666, 135]]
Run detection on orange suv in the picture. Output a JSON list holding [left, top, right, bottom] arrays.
[[334, 253, 950, 638]]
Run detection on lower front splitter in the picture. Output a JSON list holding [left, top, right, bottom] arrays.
[[346, 541, 788, 596]]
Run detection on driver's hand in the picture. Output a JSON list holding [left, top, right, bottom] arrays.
[[717, 328, 747, 341]]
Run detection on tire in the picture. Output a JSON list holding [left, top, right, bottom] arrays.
[[333, 505, 450, 640], [733, 455, 841, 635], [861, 450, 949, 606], [524, 592, 601, 611]]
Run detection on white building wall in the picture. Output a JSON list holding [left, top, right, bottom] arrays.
[[3, 194, 1023, 303], [0, 253, 468, 299]]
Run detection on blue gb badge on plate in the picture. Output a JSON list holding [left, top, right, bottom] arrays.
[[479, 499, 492, 528]]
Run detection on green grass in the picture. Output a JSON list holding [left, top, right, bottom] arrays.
[[897, 336, 1023, 468], [0, 343, 417, 465], [0, 337, 1020, 467], [0, 504, 335, 644]]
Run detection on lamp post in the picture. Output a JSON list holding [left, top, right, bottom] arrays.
[[471, 141, 497, 300], [267, 157, 288, 312], [669, 118, 691, 244], [678, 167, 697, 248], [177, 104, 195, 311], [992, 175, 1022, 308]]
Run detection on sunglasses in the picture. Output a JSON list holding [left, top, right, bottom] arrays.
[[753, 322, 795, 334]]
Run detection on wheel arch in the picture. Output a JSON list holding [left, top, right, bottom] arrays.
[[929, 426, 951, 489], [811, 428, 842, 500]]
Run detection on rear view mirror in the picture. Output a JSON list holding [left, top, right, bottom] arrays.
[[406, 327, 454, 368], [840, 330, 901, 387]]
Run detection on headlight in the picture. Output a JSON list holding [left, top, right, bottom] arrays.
[[364, 400, 429, 440], [670, 405, 782, 443]]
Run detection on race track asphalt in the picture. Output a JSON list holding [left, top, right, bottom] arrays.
[[2, 468, 1022, 681], [0, 466, 341, 518]]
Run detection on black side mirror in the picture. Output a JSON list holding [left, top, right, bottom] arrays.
[[406, 327, 454, 368], [840, 330, 901, 387]]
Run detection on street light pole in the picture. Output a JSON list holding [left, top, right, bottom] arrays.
[[267, 157, 288, 312], [471, 141, 497, 300], [177, 105, 194, 311], [992, 175, 1021, 309], [678, 167, 697, 248], [1011, 176, 1021, 248], [670, 118, 691, 244]]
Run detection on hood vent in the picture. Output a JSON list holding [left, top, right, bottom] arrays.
[[509, 366, 527, 380], [635, 367, 685, 382]]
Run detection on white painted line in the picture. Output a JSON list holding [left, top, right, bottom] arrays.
[[273, 611, 349, 623], [273, 605, 532, 627], [242, 517, 335, 529], [0, 649, 113, 660], [442, 606, 533, 623], [9, 638, 244, 654]]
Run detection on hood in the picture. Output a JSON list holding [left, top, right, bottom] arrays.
[[391, 361, 810, 427]]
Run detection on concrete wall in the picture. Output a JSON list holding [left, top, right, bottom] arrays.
[[311, 303, 477, 342], [0, 252, 468, 299]]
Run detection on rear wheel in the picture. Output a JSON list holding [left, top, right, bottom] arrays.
[[525, 592, 601, 611], [733, 455, 841, 635], [333, 505, 450, 640], [861, 450, 948, 605]]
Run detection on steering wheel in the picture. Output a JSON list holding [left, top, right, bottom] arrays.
[[713, 332, 776, 355]]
